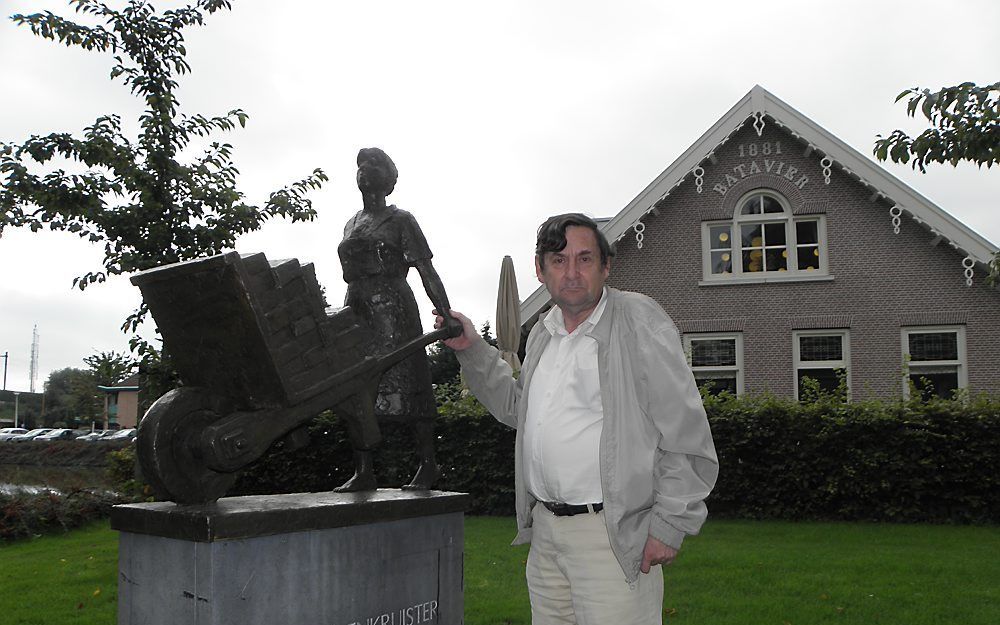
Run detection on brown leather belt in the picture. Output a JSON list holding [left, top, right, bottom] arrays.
[[542, 501, 604, 517]]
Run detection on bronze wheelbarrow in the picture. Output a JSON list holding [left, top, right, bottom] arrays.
[[130, 251, 450, 504]]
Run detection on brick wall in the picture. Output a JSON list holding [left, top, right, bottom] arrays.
[[607, 122, 1000, 399]]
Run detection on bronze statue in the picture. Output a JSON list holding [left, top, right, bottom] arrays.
[[131, 250, 456, 504], [335, 147, 461, 492], [127, 150, 459, 504]]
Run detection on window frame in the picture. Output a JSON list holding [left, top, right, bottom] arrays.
[[701, 190, 829, 284], [901, 325, 967, 399], [683, 332, 744, 397], [792, 330, 850, 400]]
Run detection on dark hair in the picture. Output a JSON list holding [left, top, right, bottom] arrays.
[[535, 213, 614, 269], [357, 147, 398, 194]]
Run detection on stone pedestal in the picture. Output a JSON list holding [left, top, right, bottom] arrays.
[[112, 490, 469, 625]]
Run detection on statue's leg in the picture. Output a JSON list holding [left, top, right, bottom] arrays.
[[403, 419, 441, 490], [334, 390, 381, 493], [335, 447, 378, 493]]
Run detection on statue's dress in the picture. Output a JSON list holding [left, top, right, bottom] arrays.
[[338, 206, 436, 426]]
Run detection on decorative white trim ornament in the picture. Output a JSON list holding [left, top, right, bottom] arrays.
[[753, 112, 765, 137], [693, 166, 705, 193], [962, 256, 976, 287], [634, 221, 645, 249], [820, 156, 833, 184], [889, 206, 903, 234]]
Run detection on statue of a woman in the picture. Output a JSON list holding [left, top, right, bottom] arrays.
[[336, 147, 461, 491]]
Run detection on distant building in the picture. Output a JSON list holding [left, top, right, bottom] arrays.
[[97, 374, 140, 429], [521, 86, 999, 401], [0, 390, 42, 428]]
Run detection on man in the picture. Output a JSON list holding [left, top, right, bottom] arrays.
[[435, 213, 718, 624]]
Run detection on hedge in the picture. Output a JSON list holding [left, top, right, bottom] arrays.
[[706, 392, 1000, 523], [227, 386, 1000, 524], [0, 490, 123, 541]]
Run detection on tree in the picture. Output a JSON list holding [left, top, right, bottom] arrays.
[[427, 342, 461, 386], [874, 82, 1000, 283], [427, 321, 498, 386], [132, 340, 180, 414], [43, 367, 99, 427], [84, 350, 135, 386], [874, 82, 999, 172], [0, 0, 327, 337]]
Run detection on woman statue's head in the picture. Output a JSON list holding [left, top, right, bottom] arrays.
[[356, 147, 398, 195]]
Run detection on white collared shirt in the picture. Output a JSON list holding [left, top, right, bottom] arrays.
[[524, 288, 608, 505]]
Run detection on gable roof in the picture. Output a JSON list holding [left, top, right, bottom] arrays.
[[521, 85, 997, 325], [97, 373, 140, 393]]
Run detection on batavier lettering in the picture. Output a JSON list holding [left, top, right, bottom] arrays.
[[712, 158, 808, 196], [346, 599, 439, 625]]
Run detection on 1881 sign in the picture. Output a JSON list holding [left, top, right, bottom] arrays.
[[712, 141, 809, 196]]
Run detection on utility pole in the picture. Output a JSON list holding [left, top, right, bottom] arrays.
[[13, 392, 20, 429], [29, 325, 39, 394], [1, 351, 7, 391]]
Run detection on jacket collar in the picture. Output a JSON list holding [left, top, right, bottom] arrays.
[[585, 287, 619, 347]]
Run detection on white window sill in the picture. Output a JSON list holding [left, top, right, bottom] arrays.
[[699, 273, 835, 286]]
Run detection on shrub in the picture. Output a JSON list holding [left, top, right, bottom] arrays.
[[703, 391, 1000, 523], [122, 384, 1000, 523], [106, 446, 152, 502], [0, 490, 122, 542]]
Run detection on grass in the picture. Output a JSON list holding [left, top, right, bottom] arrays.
[[464, 517, 1000, 625], [664, 520, 1000, 625], [464, 517, 532, 624], [2, 518, 998, 625], [0, 521, 118, 624]]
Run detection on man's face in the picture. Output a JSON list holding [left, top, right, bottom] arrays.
[[535, 225, 610, 320]]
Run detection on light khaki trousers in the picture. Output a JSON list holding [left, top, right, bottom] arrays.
[[526, 505, 664, 625]]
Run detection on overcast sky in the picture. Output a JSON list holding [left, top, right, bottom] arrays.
[[1, 0, 997, 394]]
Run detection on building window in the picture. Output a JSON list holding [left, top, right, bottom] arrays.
[[684, 333, 743, 396], [793, 330, 849, 400], [702, 190, 827, 282], [902, 326, 967, 400]]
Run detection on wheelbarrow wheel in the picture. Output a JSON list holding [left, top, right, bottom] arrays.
[[137, 387, 239, 504]]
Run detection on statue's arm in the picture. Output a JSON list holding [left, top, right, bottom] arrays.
[[414, 259, 462, 337]]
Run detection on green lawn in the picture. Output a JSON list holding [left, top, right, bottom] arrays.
[[1, 522, 118, 624], [2, 518, 998, 625]]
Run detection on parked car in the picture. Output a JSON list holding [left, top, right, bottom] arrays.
[[77, 430, 114, 441], [0, 427, 28, 441], [103, 428, 137, 442], [10, 428, 53, 442], [34, 428, 77, 441]]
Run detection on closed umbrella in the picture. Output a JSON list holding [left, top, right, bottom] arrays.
[[496, 255, 522, 372]]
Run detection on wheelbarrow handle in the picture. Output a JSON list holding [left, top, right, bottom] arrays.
[[374, 326, 452, 377], [196, 326, 453, 474]]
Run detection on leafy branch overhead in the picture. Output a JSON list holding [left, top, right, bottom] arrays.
[[874, 82, 1000, 172], [0, 0, 327, 334]]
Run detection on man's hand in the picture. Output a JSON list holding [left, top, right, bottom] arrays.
[[433, 309, 477, 351], [640, 536, 678, 573]]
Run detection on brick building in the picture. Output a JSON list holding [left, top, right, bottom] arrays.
[[98, 374, 140, 429], [521, 86, 1000, 400]]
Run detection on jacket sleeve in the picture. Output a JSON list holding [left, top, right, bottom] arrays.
[[455, 336, 522, 429], [638, 320, 719, 550]]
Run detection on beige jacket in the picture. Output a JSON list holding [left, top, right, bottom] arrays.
[[457, 288, 719, 582]]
